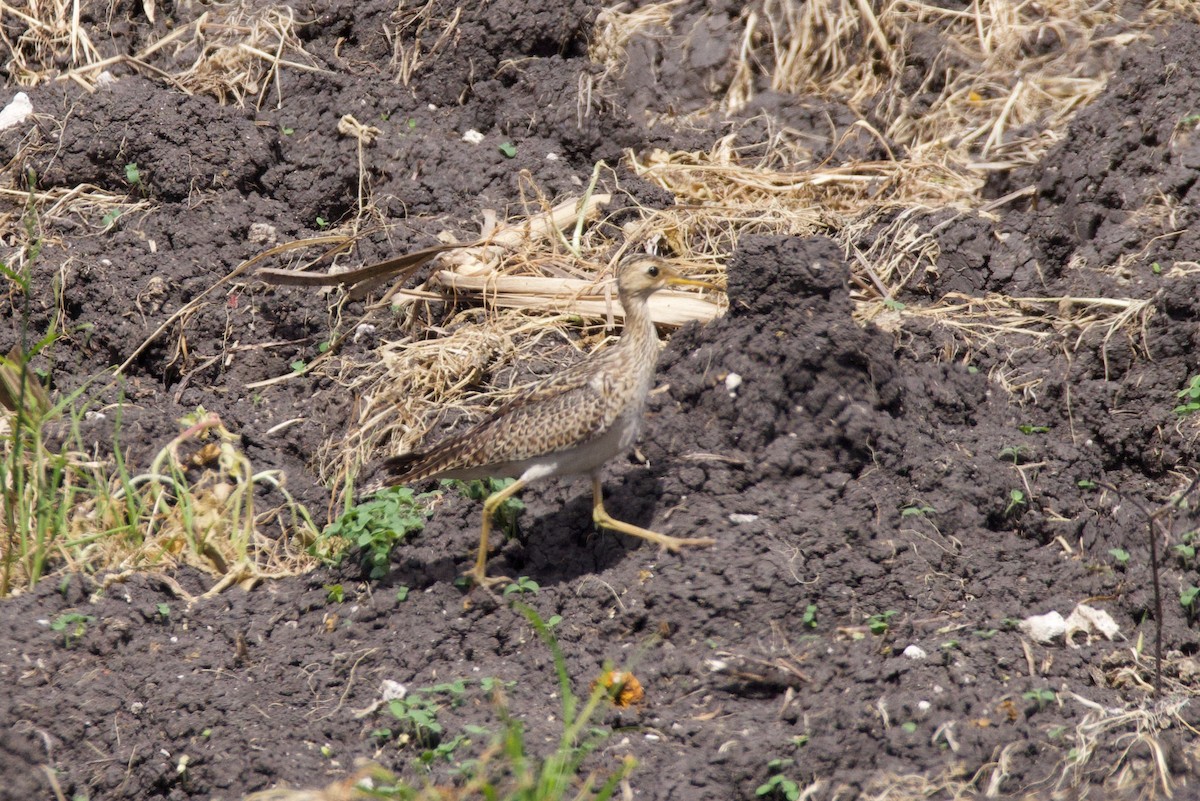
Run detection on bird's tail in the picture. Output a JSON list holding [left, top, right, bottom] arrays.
[[359, 451, 430, 498], [359, 440, 473, 499], [377, 452, 425, 482]]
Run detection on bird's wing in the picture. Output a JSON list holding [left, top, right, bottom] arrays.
[[377, 365, 621, 484]]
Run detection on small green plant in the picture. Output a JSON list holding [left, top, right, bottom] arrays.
[[756, 759, 801, 800], [383, 678, 475, 751], [324, 583, 345, 603], [498, 142, 517, 158], [395, 586, 410, 602], [1152, 262, 1163, 275], [1005, 489, 1027, 515], [1175, 375, 1200, 416], [289, 359, 307, 374], [156, 602, 171, 619], [1109, 548, 1130, 566], [1023, 687, 1057, 710], [1181, 585, 1199, 623], [315, 215, 329, 229], [974, 628, 998, 639], [503, 576, 540, 596], [998, 445, 1028, 464], [388, 693, 447, 748], [50, 612, 94, 647], [1017, 424, 1050, 434], [900, 721, 918, 733], [867, 610, 897, 636], [882, 297, 906, 311], [449, 478, 525, 536], [124, 162, 141, 186], [479, 677, 510, 695], [317, 486, 434, 579], [420, 733, 469, 766], [282, 126, 295, 135], [1077, 479, 1097, 489], [1174, 531, 1197, 566], [800, 604, 817, 629]]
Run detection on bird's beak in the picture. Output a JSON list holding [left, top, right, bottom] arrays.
[[663, 264, 720, 292]]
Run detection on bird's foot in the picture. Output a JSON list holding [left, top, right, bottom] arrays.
[[463, 565, 512, 590], [650, 533, 717, 553], [593, 507, 716, 553]]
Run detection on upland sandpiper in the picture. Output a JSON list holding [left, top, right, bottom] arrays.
[[375, 254, 719, 587]]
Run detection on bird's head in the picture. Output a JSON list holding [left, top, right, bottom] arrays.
[[615, 254, 716, 300]]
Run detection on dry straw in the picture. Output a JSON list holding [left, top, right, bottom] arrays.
[[595, 0, 1189, 387]]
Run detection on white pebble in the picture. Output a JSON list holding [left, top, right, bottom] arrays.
[[1019, 610, 1067, 644], [461, 129, 484, 144], [0, 92, 32, 130], [379, 679, 407, 701], [903, 645, 927, 660]]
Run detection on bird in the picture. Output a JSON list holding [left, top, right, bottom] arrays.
[[372, 253, 720, 587]]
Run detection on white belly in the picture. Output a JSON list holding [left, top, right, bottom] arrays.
[[438, 410, 641, 483]]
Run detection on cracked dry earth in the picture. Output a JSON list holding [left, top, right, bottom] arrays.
[[3, 2, 1200, 800]]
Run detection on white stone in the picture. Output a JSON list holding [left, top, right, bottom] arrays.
[[379, 679, 407, 701], [0, 92, 32, 130], [248, 222, 278, 246], [903, 645, 927, 660], [462, 129, 485, 144], [1064, 604, 1120, 647], [1018, 610, 1067, 644]]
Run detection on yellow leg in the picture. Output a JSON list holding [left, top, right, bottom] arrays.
[[466, 478, 527, 588], [591, 476, 716, 551]]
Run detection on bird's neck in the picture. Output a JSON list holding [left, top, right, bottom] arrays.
[[618, 290, 659, 360]]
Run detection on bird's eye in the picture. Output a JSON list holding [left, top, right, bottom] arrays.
[[646, 264, 660, 278]]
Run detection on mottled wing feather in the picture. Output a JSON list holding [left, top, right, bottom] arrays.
[[379, 364, 619, 485]]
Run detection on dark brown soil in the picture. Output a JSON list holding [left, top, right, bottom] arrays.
[[3, 2, 1200, 800]]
